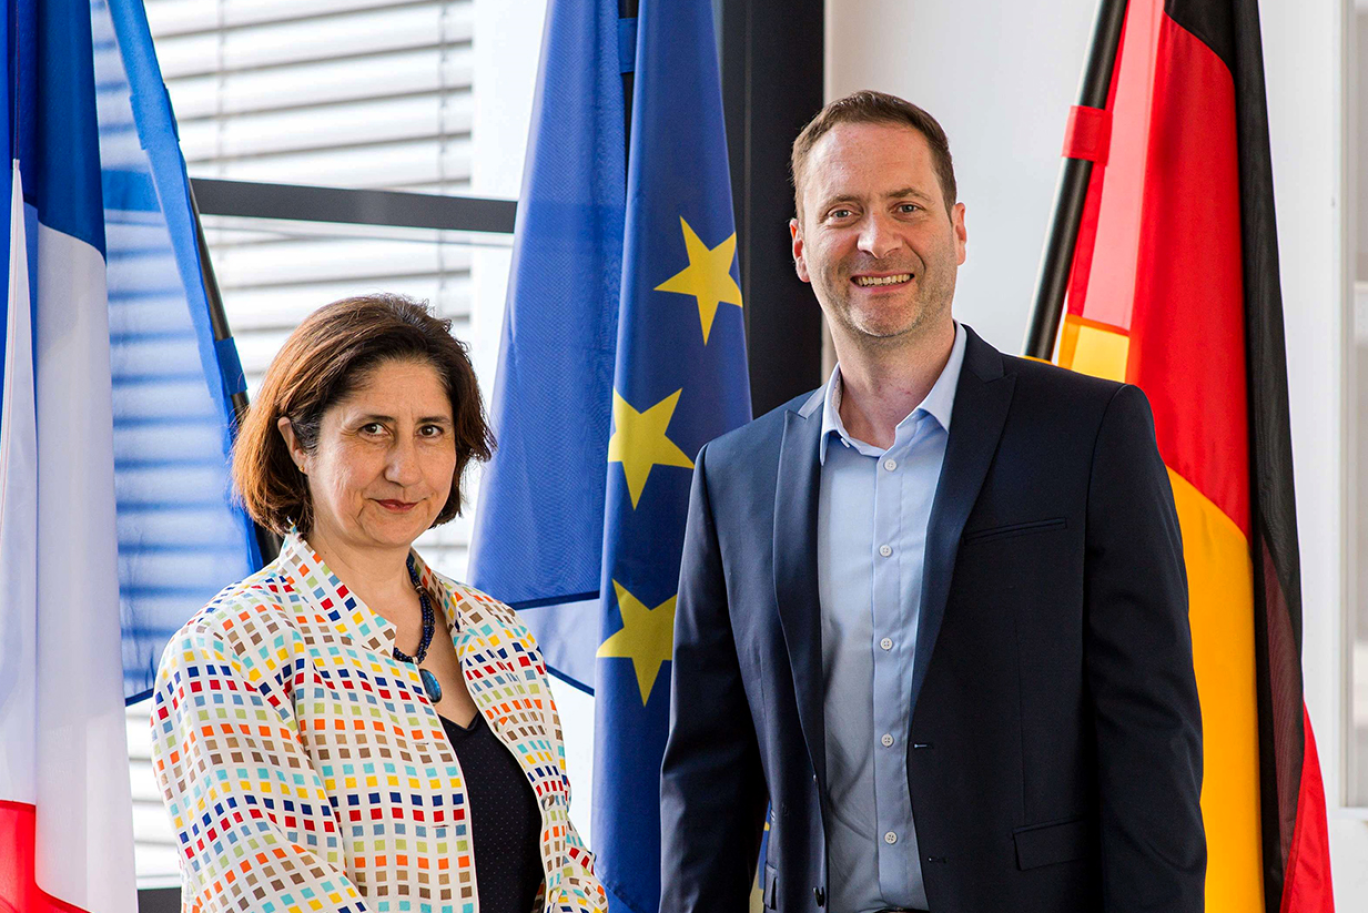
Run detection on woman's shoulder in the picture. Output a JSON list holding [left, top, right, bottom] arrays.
[[438, 574, 519, 622], [426, 569, 533, 639], [163, 561, 302, 659]]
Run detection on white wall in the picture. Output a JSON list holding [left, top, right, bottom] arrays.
[[826, 0, 1368, 904]]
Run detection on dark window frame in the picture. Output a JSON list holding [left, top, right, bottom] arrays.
[[191, 178, 518, 234]]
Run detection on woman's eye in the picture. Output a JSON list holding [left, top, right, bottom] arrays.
[[419, 424, 444, 437], [360, 422, 385, 435]]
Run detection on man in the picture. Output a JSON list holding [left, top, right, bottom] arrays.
[[659, 91, 1204, 913]]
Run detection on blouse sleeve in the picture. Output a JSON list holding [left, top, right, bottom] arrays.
[[551, 812, 607, 913], [151, 608, 368, 913]]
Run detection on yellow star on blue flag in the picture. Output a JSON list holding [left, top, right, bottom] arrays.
[[607, 388, 694, 508], [654, 217, 743, 344], [596, 581, 677, 705]]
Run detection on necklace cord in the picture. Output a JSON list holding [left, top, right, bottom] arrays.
[[392, 555, 437, 665]]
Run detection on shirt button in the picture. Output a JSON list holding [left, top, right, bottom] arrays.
[[880, 637, 893, 650], [883, 458, 897, 471], [884, 831, 898, 845], [879, 544, 893, 557], [881, 734, 894, 747]]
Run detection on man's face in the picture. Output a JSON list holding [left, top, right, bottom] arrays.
[[791, 122, 966, 346]]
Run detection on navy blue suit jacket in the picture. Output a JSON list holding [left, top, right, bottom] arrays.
[[659, 327, 1205, 913]]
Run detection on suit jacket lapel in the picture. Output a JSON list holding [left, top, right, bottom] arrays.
[[773, 392, 827, 789], [911, 328, 1016, 714]]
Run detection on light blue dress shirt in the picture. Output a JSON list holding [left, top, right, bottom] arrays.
[[817, 323, 966, 913]]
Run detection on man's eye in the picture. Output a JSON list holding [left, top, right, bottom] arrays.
[[898, 203, 920, 214], [828, 208, 854, 220]]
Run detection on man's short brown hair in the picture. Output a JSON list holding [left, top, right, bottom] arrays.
[[232, 294, 494, 536], [790, 90, 957, 218]]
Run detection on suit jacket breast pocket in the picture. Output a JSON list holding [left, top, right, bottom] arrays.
[[961, 517, 1067, 545]]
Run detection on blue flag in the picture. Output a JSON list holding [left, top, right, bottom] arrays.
[[97, 0, 260, 701], [592, 1, 751, 910], [468, 0, 628, 691]]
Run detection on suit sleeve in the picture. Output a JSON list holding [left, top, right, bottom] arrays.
[[659, 444, 769, 913], [151, 615, 367, 913], [1084, 383, 1205, 912]]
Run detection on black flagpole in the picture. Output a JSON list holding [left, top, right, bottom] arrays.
[[621, 0, 637, 161], [186, 179, 283, 563], [1024, 0, 1130, 360]]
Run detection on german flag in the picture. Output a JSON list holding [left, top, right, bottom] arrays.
[[1049, 0, 1334, 910]]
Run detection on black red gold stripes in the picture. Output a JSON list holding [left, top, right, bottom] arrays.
[[1052, 1, 1334, 910]]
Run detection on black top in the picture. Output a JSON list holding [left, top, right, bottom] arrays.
[[440, 711, 545, 913]]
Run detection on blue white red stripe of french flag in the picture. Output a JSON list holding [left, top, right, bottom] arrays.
[[0, 0, 137, 909]]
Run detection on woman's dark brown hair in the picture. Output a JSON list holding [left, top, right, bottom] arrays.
[[232, 294, 494, 536]]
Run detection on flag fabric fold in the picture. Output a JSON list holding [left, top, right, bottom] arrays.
[[91, 0, 261, 702], [468, 0, 629, 691], [1050, 1, 1334, 910], [2, 0, 259, 905]]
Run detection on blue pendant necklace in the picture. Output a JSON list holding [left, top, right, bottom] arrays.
[[391, 556, 443, 704]]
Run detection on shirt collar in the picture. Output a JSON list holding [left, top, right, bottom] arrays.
[[819, 321, 967, 464]]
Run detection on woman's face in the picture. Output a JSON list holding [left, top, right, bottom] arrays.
[[283, 357, 457, 556]]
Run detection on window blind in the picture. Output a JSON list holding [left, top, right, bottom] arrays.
[[149, 0, 475, 193]]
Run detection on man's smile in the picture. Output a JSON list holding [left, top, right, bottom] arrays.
[[852, 272, 913, 287]]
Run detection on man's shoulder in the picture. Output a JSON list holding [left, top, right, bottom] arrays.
[[996, 347, 1156, 435], [1000, 351, 1123, 400], [701, 389, 818, 464]]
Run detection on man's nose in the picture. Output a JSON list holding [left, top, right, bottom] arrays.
[[857, 213, 903, 260]]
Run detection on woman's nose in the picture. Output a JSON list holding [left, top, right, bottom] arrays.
[[385, 438, 423, 485]]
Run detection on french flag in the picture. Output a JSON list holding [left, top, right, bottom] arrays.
[[0, 0, 138, 910]]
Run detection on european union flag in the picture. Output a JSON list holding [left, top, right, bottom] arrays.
[[592, 1, 750, 910]]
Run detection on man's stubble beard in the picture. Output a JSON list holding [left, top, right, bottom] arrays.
[[818, 258, 956, 355]]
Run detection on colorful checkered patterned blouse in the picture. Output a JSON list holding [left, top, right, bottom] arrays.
[[151, 532, 606, 913]]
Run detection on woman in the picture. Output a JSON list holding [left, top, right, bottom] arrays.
[[151, 294, 606, 913]]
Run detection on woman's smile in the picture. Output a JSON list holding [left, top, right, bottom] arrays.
[[374, 497, 421, 512]]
